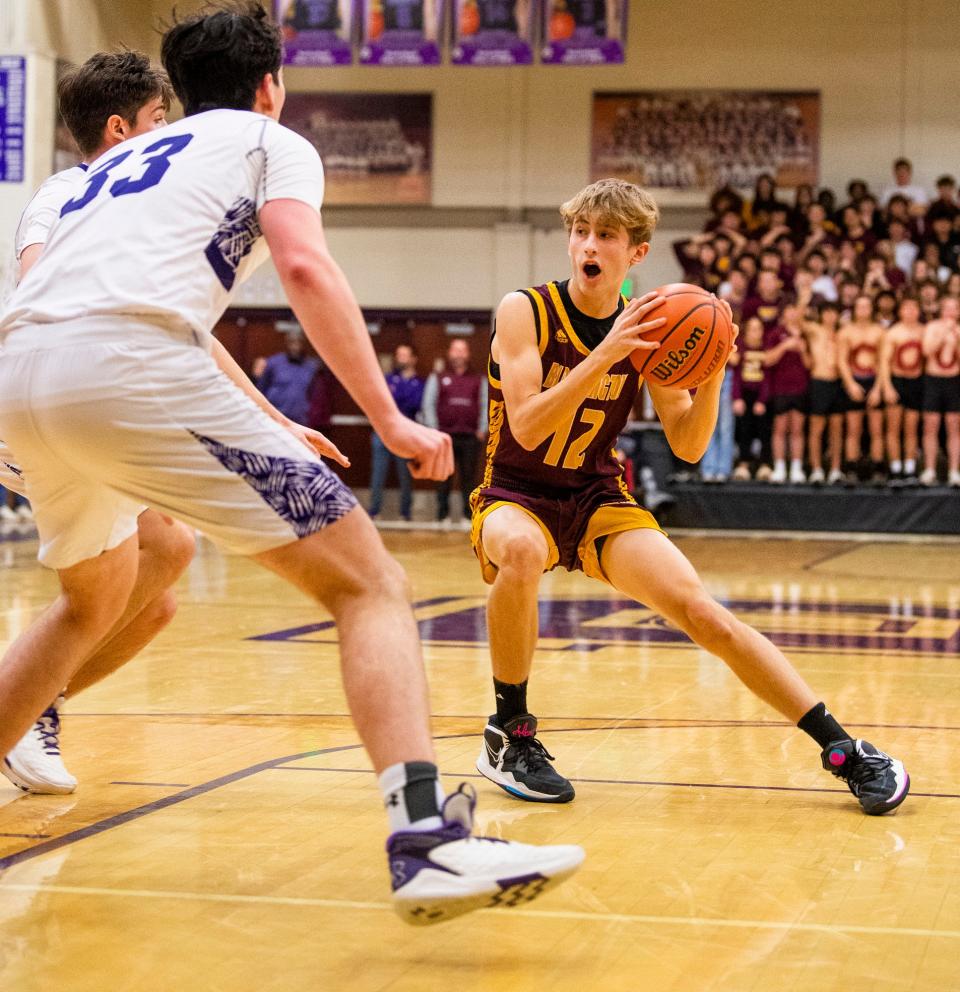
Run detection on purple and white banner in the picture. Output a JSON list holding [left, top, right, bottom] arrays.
[[360, 0, 444, 66], [541, 0, 626, 66], [0, 56, 26, 183], [451, 1, 533, 66], [277, 0, 355, 66]]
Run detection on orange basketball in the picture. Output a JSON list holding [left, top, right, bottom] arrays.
[[630, 284, 733, 389], [550, 11, 576, 40], [460, 1, 480, 35]]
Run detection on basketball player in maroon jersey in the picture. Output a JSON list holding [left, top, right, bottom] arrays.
[[880, 297, 925, 485], [837, 295, 886, 484], [470, 179, 908, 815], [920, 297, 960, 486]]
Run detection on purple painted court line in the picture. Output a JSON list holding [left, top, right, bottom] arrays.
[[0, 742, 365, 872], [246, 595, 462, 642], [0, 833, 50, 839], [110, 782, 191, 788]]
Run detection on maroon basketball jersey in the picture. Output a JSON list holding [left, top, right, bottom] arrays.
[[481, 281, 640, 493]]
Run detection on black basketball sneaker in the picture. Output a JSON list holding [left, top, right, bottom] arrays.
[[476, 713, 575, 803], [821, 739, 910, 815]]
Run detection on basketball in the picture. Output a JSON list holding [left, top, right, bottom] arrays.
[[629, 283, 734, 389]]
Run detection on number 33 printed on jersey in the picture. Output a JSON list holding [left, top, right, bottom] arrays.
[[60, 134, 194, 217]]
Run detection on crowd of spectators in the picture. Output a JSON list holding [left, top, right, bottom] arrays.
[[673, 158, 960, 488]]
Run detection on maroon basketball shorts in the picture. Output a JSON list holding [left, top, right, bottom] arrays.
[[469, 475, 663, 585]]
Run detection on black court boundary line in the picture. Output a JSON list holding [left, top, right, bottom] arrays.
[[802, 543, 870, 571], [0, 725, 945, 873], [232, 636, 960, 660], [271, 766, 960, 801], [63, 713, 960, 732]]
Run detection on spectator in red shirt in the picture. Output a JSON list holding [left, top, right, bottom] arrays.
[[764, 305, 811, 483], [742, 269, 785, 331], [422, 338, 487, 527], [731, 316, 772, 480]]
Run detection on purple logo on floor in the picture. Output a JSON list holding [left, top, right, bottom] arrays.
[[248, 596, 960, 656]]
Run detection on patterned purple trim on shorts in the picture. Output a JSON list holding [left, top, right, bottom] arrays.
[[189, 430, 357, 538]]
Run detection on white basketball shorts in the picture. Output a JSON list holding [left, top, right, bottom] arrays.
[[0, 317, 357, 569]]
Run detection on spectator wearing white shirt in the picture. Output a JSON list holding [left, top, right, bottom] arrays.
[[880, 157, 929, 211], [887, 218, 919, 276]]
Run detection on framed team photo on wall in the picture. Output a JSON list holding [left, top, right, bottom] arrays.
[[281, 92, 432, 204], [591, 90, 821, 194], [276, 0, 356, 66]]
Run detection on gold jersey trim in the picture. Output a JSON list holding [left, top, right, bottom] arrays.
[[477, 398, 505, 490], [546, 282, 590, 356]]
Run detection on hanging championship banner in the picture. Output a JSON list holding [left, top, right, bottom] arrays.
[[0, 56, 26, 183], [277, 0, 355, 66], [451, 1, 534, 66], [541, 0, 626, 65], [360, 0, 444, 65]]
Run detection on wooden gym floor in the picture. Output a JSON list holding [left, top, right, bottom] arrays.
[[0, 526, 957, 991]]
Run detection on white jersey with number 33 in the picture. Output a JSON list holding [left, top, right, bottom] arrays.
[[1, 109, 324, 339]]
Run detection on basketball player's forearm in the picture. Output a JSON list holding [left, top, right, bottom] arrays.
[[669, 373, 723, 460], [283, 262, 400, 432], [508, 350, 615, 449]]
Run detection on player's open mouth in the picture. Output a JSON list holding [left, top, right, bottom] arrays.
[[583, 262, 601, 278]]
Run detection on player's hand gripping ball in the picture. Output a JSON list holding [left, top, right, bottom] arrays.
[[629, 284, 734, 389]]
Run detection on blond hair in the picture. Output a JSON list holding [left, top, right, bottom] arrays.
[[560, 178, 659, 246]]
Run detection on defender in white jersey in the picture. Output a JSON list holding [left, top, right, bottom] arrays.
[[2, 52, 349, 795], [1, 52, 197, 796], [0, 4, 583, 924]]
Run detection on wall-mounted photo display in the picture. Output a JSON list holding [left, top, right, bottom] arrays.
[[359, 0, 444, 66], [591, 90, 821, 192], [277, 0, 356, 66], [281, 92, 432, 204], [451, 0, 534, 66], [541, 0, 626, 65]]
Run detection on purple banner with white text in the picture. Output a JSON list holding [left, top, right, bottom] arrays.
[[541, 0, 626, 65], [0, 56, 26, 183], [451, 0, 534, 66], [277, 0, 355, 66], [360, 0, 444, 65]]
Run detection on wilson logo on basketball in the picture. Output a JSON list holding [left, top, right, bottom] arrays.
[[648, 325, 707, 382]]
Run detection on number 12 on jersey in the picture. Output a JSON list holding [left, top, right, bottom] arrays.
[[60, 133, 194, 217], [543, 408, 606, 470]]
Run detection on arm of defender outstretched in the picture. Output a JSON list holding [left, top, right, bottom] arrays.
[[209, 337, 349, 467], [259, 199, 452, 481], [497, 290, 664, 451]]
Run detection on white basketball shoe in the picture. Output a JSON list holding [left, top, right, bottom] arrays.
[[388, 784, 584, 925], [2, 695, 77, 795]]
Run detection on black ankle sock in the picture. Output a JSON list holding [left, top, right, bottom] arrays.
[[494, 678, 528, 724], [797, 702, 851, 749], [400, 761, 441, 823]]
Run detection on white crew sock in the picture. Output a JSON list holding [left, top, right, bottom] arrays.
[[378, 761, 445, 833]]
